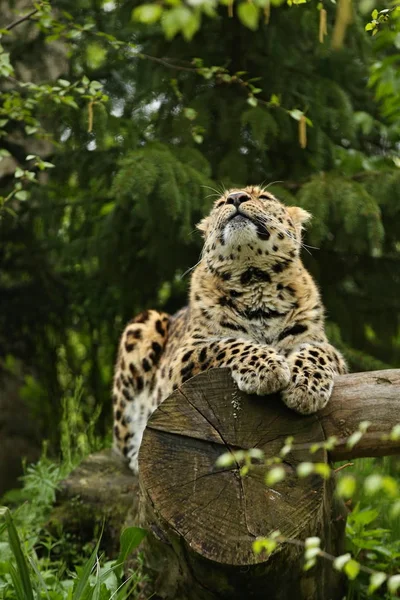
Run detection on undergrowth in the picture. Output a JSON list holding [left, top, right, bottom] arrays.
[[0, 378, 147, 600]]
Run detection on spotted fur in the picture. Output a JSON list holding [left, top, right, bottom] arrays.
[[113, 186, 347, 472]]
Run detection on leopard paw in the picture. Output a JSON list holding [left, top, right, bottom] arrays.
[[281, 370, 334, 414], [232, 355, 290, 396]]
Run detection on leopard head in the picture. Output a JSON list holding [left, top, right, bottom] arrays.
[[197, 186, 311, 266]]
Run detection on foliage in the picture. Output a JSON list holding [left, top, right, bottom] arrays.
[[0, 502, 147, 600], [0, 381, 147, 600]]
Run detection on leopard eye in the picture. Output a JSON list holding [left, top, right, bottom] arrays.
[[259, 194, 271, 201], [216, 200, 225, 208]]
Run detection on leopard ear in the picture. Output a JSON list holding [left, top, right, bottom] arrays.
[[196, 216, 211, 237], [287, 206, 312, 226], [287, 206, 312, 238]]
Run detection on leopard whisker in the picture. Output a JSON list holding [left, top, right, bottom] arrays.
[[180, 256, 204, 279]]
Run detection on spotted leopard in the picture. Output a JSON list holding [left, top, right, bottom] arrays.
[[112, 186, 347, 472]]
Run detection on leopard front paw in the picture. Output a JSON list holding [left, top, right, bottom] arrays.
[[232, 355, 290, 396], [281, 369, 334, 414]]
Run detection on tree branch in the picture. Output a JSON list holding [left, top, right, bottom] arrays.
[[5, 8, 39, 32]]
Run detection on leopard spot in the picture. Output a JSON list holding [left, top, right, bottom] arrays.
[[133, 310, 149, 324], [182, 349, 194, 362], [142, 358, 151, 372], [155, 320, 165, 336], [136, 376, 144, 392]]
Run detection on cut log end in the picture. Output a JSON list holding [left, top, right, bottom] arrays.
[[139, 369, 330, 567], [138, 368, 350, 599]]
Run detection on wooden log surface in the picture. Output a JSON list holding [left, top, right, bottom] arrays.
[[49, 368, 400, 600], [319, 369, 400, 460]]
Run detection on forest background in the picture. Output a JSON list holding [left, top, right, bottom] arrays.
[[0, 0, 400, 598]]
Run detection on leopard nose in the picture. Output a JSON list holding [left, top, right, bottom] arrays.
[[226, 192, 250, 208]]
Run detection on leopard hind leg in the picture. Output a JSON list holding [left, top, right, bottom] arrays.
[[112, 309, 170, 472]]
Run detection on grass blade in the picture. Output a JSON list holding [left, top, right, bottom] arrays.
[[29, 555, 51, 600], [0, 506, 34, 600], [72, 536, 101, 600], [9, 563, 26, 600]]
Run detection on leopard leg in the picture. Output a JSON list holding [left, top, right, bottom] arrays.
[[112, 310, 170, 472], [281, 342, 347, 414], [169, 337, 291, 396]]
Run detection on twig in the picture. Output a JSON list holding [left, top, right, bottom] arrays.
[[138, 53, 197, 73], [4, 8, 39, 32], [334, 462, 354, 473]]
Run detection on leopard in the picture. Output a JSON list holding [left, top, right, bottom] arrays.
[[112, 185, 347, 472]]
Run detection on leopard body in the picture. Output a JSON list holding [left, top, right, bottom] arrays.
[[112, 186, 347, 472]]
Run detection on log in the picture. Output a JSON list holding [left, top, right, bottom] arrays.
[[320, 369, 400, 460], [137, 368, 400, 600], [50, 368, 400, 599], [48, 449, 139, 557]]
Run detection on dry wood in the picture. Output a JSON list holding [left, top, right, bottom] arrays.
[[320, 369, 400, 460], [138, 368, 352, 599], [51, 367, 400, 600]]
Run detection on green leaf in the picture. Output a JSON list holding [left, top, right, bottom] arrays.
[[253, 537, 277, 555], [337, 475, 356, 499], [333, 553, 351, 571], [289, 109, 304, 121], [114, 527, 147, 578], [162, 6, 193, 39], [182, 13, 201, 41], [351, 508, 378, 526], [247, 96, 258, 107], [86, 42, 108, 70], [132, 4, 163, 24], [305, 537, 321, 549], [25, 126, 38, 135], [344, 559, 360, 580], [347, 430, 362, 449], [184, 107, 197, 121], [364, 474, 382, 495], [368, 572, 386, 594], [270, 93, 280, 106], [15, 191, 28, 201], [390, 423, 400, 440], [237, 3, 260, 30], [100, 202, 115, 216], [372, 9, 378, 19], [314, 463, 331, 479], [216, 452, 235, 467], [297, 462, 314, 477], [265, 466, 285, 486], [388, 575, 400, 594]]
